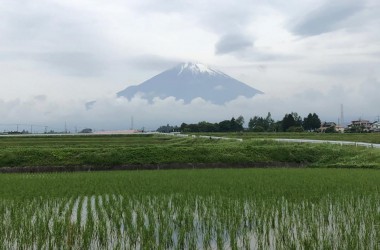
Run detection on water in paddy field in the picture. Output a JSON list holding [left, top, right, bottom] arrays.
[[0, 194, 379, 249]]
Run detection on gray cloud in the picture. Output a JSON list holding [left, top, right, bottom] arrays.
[[0, 51, 107, 77], [198, 4, 254, 34], [256, 65, 267, 72], [135, 0, 255, 34], [34, 95, 47, 101], [37, 52, 107, 77], [229, 49, 302, 62], [1, 1, 97, 48], [0, 1, 109, 72], [128, 55, 181, 71], [291, 0, 366, 36], [306, 62, 380, 77], [215, 34, 253, 55], [247, 52, 300, 62]]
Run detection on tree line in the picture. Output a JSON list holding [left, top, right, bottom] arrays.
[[157, 112, 322, 133]]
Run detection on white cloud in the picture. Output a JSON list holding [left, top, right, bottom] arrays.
[[0, 0, 379, 129], [1, 73, 379, 133]]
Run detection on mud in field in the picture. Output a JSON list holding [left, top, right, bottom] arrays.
[[0, 162, 307, 173]]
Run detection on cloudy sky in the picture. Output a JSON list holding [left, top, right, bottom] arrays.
[[0, 0, 379, 131]]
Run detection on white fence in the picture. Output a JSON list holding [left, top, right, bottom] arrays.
[[160, 133, 243, 142], [161, 133, 380, 148], [273, 139, 380, 149]]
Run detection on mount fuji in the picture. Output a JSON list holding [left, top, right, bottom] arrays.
[[117, 62, 263, 105]]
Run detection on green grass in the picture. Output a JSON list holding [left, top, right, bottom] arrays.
[[0, 134, 379, 169], [1, 168, 379, 200], [1, 169, 379, 248]]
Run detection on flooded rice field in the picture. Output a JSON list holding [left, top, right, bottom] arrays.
[[1, 194, 379, 249]]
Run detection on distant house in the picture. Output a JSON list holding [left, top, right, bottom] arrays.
[[335, 125, 345, 133], [322, 122, 336, 127], [347, 119, 372, 132], [319, 122, 337, 133], [372, 121, 380, 133]]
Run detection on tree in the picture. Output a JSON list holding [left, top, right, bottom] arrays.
[[197, 121, 218, 132], [303, 113, 313, 131], [218, 120, 231, 132], [248, 115, 268, 131], [230, 117, 238, 131], [265, 112, 275, 131], [291, 112, 302, 127], [282, 113, 296, 132], [325, 126, 337, 133], [230, 117, 244, 131], [311, 113, 321, 130], [248, 116, 259, 130], [252, 125, 265, 132], [157, 124, 179, 133], [236, 115, 245, 128], [80, 128, 92, 133], [303, 113, 321, 131], [274, 121, 283, 132], [180, 123, 188, 132], [287, 126, 304, 132]]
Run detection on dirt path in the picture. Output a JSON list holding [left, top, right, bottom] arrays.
[[0, 162, 307, 173]]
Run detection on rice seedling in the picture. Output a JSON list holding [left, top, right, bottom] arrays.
[[1, 169, 380, 248]]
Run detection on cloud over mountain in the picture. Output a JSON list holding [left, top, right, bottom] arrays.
[[117, 62, 263, 105], [215, 34, 253, 55]]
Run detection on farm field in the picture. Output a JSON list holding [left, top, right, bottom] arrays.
[[0, 134, 380, 170], [1, 134, 379, 248], [1, 169, 379, 249]]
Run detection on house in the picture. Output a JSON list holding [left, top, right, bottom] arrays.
[[335, 125, 345, 133], [319, 122, 337, 133], [347, 119, 372, 132], [372, 121, 380, 133]]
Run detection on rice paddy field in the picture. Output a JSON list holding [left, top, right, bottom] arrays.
[[1, 169, 380, 249], [1, 134, 380, 249]]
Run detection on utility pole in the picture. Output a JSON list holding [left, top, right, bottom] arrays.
[[30, 125, 33, 134], [44, 126, 48, 134], [65, 122, 67, 134], [130, 116, 134, 130]]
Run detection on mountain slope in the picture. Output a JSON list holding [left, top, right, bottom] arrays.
[[117, 62, 263, 104]]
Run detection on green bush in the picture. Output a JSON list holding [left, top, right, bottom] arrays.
[[287, 126, 304, 132]]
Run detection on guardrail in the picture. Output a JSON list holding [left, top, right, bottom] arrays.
[[160, 133, 243, 142], [273, 138, 380, 149], [161, 133, 380, 148]]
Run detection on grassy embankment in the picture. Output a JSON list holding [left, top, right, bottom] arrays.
[[189, 132, 380, 144], [0, 134, 379, 169], [0, 169, 379, 248]]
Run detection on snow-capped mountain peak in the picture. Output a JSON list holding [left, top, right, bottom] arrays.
[[177, 62, 221, 76]]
